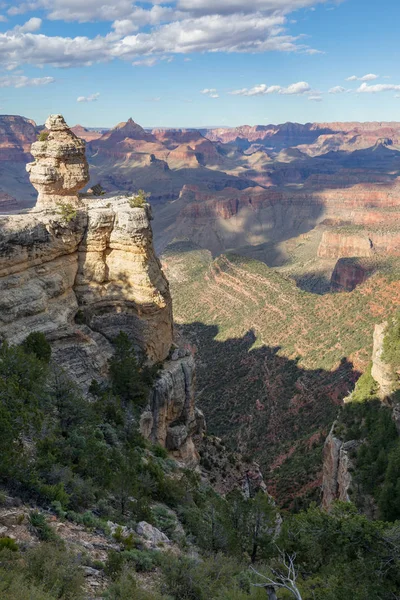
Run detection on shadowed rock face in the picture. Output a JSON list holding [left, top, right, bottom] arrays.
[[27, 114, 90, 209], [322, 426, 358, 510]]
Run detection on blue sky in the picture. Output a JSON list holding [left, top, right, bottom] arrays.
[[0, 0, 399, 127]]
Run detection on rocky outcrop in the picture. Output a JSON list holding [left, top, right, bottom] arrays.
[[371, 322, 394, 398], [0, 197, 172, 366], [318, 230, 400, 260], [0, 115, 173, 367], [322, 426, 358, 509], [330, 257, 374, 292], [140, 353, 201, 466], [0, 114, 209, 464], [27, 114, 89, 209]]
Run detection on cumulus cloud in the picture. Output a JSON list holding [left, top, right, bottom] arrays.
[[14, 17, 42, 32], [0, 0, 327, 70], [329, 85, 346, 93], [0, 74, 54, 87], [357, 82, 400, 93], [201, 88, 219, 98], [230, 81, 311, 96], [76, 92, 100, 102], [346, 73, 379, 82], [0, 31, 113, 68]]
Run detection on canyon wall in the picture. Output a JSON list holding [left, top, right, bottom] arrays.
[[0, 114, 203, 465]]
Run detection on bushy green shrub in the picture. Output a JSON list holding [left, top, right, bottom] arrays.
[[56, 202, 77, 223], [104, 567, 164, 600], [26, 542, 85, 599], [0, 537, 18, 551], [29, 512, 58, 542], [21, 332, 51, 363], [348, 362, 379, 403], [129, 190, 151, 208]]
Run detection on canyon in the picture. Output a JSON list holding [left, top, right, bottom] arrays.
[[2, 113, 400, 508], [0, 114, 204, 468]]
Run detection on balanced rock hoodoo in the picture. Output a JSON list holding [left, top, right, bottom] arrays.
[[27, 114, 89, 210]]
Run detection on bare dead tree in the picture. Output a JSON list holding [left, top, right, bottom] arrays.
[[250, 550, 303, 600]]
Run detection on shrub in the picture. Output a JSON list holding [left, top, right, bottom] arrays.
[[56, 202, 77, 223], [0, 537, 18, 552], [21, 332, 51, 363], [38, 131, 49, 142], [129, 190, 151, 208], [26, 542, 85, 599], [104, 567, 163, 600], [29, 512, 58, 542]]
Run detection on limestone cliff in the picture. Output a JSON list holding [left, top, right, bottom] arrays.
[[0, 198, 172, 366], [322, 425, 358, 509], [0, 114, 203, 465], [371, 322, 395, 398]]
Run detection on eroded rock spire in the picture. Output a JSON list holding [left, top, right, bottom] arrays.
[[27, 114, 89, 210]]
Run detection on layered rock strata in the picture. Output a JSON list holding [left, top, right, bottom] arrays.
[[0, 197, 172, 365]]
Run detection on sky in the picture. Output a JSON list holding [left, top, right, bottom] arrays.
[[0, 0, 399, 127]]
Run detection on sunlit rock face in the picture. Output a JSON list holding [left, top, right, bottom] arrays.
[[27, 114, 89, 210], [2, 114, 173, 369]]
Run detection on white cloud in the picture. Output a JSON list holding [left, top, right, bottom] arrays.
[[357, 82, 400, 93], [0, 74, 54, 87], [329, 85, 346, 94], [0, 15, 7, 22], [346, 73, 379, 82], [0, 31, 113, 68], [308, 94, 322, 101], [133, 57, 158, 66], [76, 92, 100, 102], [177, 0, 330, 16], [10, 0, 134, 22], [230, 81, 311, 96], [201, 88, 219, 98], [14, 17, 42, 32], [0, 0, 327, 71]]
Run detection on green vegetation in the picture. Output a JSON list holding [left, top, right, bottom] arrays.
[[164, 244, 400, 505], [21, 331, 52, 363], [382, 311, 400, 386], [56, 202, 77, 223], [129, 189, 151, 208], [0, 329, 400, 597], [347, 362, 379, 403], [37, 131, 49, 142]]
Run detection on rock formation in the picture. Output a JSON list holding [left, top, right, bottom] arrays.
[[330, 257, 374, 292], [140, 353, 201, 466], [0, 114, 205, 464], [322, 425, 358, 509], [27, 114, 89, 210], [371, 322, 394, 397]]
